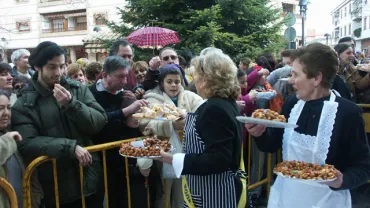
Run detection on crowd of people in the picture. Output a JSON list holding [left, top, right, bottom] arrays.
[[0, 36, 369, 208]]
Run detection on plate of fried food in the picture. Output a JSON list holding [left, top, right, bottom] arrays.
[[236, 109, 297, 128], [132, 103, 186, 121], [119, 135, 173, 158], [273, 160, 338, 183]]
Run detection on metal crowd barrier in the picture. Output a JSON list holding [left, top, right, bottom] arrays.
[[0, 177, 18, 208], [22, 132, 277, 208], [22, 138, 151, 208], [247, 134, 273, 197]]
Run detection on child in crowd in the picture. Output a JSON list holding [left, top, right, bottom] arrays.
[[250, 66, 284, 112]]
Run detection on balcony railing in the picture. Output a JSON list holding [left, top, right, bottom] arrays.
[[42, 25, 87, 33]]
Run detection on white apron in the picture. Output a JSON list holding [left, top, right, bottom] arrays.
[[268, 92, 352, 208]]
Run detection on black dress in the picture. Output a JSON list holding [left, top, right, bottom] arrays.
[[181, 97, 246, 208]]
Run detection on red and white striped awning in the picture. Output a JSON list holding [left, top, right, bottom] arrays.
[[43, 12, 86, 19]]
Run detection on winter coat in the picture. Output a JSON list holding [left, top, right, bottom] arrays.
[[140, 86, 203, 137], [11, 73, 108, 205]]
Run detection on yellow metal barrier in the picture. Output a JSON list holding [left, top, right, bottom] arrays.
[[247, 134, 273, 197], [22, 137, 154, 208], [23, 131, 277, 207], [0, 176, 18, 208]]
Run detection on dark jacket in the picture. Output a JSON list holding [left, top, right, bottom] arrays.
[[255, 95, 370, 190], [11, 73, 108, 205], [11, 66, 34, 77]]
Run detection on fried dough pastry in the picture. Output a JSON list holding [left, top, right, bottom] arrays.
[[119, 135, 172, 157], [252, 109, 286, 122], [273, 160, 338, 180]]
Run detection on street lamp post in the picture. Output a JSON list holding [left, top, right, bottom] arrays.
[[299, 0, 308, 47]]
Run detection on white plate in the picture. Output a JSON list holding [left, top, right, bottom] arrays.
[[119, 152, 163, 159], [236, 116, 298, 128], [274, 172, 337, 183]]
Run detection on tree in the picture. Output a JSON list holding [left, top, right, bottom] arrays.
[[106, 0, 286, 60]]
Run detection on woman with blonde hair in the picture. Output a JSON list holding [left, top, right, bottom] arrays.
[[67, 63, 87, 85], [160, 51, 247, 208]]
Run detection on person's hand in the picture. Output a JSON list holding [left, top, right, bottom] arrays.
[[143, 125, 153, 136], [134, 88, 145, 99], [149, 56, 161, 71], [75, 145, 92, 166], [157, 150, 173, 165], [122, 100, 149, 116], [249, 90, 257, 101], [53, 84, 72, 107], [245, 123, 267, 137], [173, 119, 185, 130], [126, 115, 140, 128], [139, 168, 151, 177], [236, 101, 246, 110], [323, 171, 343, 189], [123, 90, 137, 101], [5, 131, 22, 142], [258, 68, 270, 76]]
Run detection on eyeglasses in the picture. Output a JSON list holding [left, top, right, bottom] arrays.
[[162, 55, 178, 62]]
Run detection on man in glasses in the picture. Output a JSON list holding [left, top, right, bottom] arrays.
[[338, 37, 359, 66], [144, 47, 183, 90]]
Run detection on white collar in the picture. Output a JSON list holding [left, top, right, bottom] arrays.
[[96, 79, 124, 95]]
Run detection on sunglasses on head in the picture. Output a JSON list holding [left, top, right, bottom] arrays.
[[162, 55, 178, 62]]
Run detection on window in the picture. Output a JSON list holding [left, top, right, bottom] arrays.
[[365, 17, 368, 30], [340, 27, 342, 37], [349, 4, 351, 13], [344, 26, 347, 35], [349, 24, 351, 35], [340, 10, 342, 19], [16, 20, 30, 32], [94, 13, 107, 26], [53, 19, 64, 32], [344, 7, 347, 17], [282, 3, 294, 13], [76, 16, 87, 30]]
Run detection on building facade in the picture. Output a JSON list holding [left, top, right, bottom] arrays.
[[331, 0, 370, 51], [0, 0, 125, 63]]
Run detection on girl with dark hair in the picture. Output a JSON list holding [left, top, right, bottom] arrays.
[[256, 53, 278, 72], [139, 64, 203, 208], [334, 43, 366, 101]]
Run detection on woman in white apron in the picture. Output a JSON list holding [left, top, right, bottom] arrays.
[[245, 43, 370, 208]]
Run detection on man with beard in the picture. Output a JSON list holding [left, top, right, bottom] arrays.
[[11, 41, 108, 208], [10, 49, 34, 78]]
